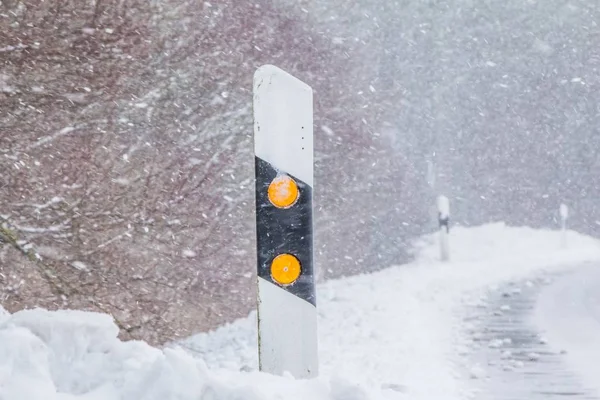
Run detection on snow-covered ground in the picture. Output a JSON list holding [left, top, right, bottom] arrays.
[[1, 222, 600, 400], [534, 265, 600, 397], [180, 223, 600, 400], [0, 307, 377, 400]]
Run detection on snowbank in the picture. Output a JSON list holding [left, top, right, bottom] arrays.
[[2, 223, 599, 400], [181, 223, 600, 400], [0, 308, 384, 400]]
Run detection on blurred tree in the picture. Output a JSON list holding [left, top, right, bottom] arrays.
[[1, 0, 410, 344]]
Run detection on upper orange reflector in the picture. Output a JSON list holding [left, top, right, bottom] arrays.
[[270, 253, 301, 285], [268, 175, 299, 208]]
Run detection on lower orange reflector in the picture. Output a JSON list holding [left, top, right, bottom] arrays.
[[270, 253, 301, 285], [268, 175, 299, 208]]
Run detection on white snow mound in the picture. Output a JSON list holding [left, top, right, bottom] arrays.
[[0, 308, 385, 400]]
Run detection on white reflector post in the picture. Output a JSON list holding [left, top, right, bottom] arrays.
[[560, 203, 569, 249], [437, 195, 450, 262], [253, 65, 318, 379]]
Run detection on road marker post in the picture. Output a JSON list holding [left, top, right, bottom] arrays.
[[252, 65, 318, 379], [560, 203, 569, 249], [437, 195, 450, 262]]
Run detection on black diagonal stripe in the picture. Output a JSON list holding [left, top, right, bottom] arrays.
[[255, 156, 315, 306]]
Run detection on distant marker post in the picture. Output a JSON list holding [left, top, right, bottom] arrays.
[[560, 203, 568, 249], [253, 65, 318, 379], [437, 195, 450, 262]]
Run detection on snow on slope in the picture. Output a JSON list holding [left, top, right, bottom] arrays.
[[180, 223, 600, 400], [0, 308, 383, 400], [1, 223, 600, 400]]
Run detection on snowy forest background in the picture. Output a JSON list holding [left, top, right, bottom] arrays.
[[2, 0, 599, 345]]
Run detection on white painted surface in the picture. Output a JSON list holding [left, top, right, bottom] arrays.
[[253, 65, 317, 379], [560, 203, 569, 220], [437, 195, 450, 219], [257, 277, 319, 379], [437, 195, 450, 261], [253, 64, 314, 187], [440, 228, 450, 262]]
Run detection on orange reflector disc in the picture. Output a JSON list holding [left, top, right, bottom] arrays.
[[268, 175, 299, 208], [270, 253, 301, 285]]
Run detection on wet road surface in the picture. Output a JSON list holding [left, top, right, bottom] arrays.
[[462, 265, 600, 400]]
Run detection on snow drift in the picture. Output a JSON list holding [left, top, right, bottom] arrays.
[[0, 308, 382, 400], [1, 223, 600, 400]]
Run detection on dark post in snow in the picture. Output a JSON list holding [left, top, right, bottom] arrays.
[[252, 65, 318, 379], [437, 195, 450, 262]]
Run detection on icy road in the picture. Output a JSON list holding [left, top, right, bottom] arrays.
[[535, 265, 600, 398], [463, 263, 600, 400]]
